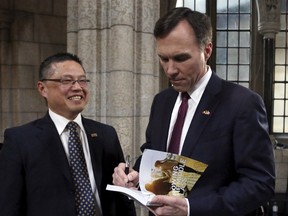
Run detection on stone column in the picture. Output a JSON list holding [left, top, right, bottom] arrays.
[[256, 0, 281, 132], [67, 0, 160, 161]]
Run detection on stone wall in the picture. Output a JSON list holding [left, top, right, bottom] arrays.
[[0, 0, 67, 141]]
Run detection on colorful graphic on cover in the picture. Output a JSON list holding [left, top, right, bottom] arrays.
[[140, 149, 208, 198]]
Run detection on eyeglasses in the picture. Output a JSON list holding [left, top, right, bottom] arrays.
[[41, 78, 90, 87]]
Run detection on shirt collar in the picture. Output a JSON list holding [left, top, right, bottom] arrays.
[[48, 109, 84, 135], [187, 66, 212, 104]]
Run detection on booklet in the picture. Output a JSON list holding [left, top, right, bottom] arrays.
[[106, 149, 208, 214], [106, 184, 160, 206]]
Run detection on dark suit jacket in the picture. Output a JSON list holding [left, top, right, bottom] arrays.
[[0, 113, 136, 216], [135, 72, 275, 216]]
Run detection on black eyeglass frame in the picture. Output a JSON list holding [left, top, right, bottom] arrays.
[[41, 78, 90, 86]]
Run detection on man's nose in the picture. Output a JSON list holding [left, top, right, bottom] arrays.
[[71, 80, 82, 88], [165, 60, 178, 75]]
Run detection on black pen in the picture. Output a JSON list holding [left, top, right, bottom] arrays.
[[125, 155, 130, 175]]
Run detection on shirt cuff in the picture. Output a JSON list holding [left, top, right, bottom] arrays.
[[185, 198, 190, 216]]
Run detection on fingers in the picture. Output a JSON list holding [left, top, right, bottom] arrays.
[[127, 170, 139, 185], [112, 163, 139, 188], [150, 195, 188, 216], [112, 163, 127, 186]]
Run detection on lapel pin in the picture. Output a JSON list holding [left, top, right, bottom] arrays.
[[91, 133, 98, 138], [202, 110, 211, 115]]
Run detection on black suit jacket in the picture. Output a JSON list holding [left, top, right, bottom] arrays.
[[0, 113, 136, 216], [135, 72, 275, 216]]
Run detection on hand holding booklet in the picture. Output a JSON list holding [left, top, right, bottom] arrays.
[[106, 149, 208, 214]]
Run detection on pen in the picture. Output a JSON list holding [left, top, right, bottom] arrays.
[[125, 155, 130, 175]]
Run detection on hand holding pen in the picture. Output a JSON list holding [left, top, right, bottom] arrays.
[[112, 154, 139, 188]]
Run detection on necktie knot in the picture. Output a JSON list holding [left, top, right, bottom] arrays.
[[181, 92, 190, 102], [67, 121, 78, 131]]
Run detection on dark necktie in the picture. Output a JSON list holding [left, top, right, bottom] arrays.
[[168, 92, 190, 154], [67, 121, 97, 216]]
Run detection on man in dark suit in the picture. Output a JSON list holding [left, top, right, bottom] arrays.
[[112, 8, 275, 216], [0, 53, 136, 216]]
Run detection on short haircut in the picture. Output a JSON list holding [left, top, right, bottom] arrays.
[[39, 52, 84, 80], [154, 7, 212, 49]]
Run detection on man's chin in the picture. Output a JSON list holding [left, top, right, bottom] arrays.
[[69, 106, 85, 115], [172, 85, 186, 93]]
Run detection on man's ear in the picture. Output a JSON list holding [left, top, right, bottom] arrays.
[[204, 42, 213, 62], [37, 81, 47, 98]]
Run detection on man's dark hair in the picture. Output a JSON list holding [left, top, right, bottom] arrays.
[[154, 7, 212, 49], [39, 52, 84, 80]]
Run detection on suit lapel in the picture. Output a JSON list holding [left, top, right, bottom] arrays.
[[181, 73, 222, 157], [82, 119, 103, 196], [36, 114, 73, 185]]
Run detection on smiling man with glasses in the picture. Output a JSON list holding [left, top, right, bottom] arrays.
[[0, 52, 136, 216]]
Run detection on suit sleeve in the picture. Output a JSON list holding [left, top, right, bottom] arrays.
[[0, 129, 26, 216]]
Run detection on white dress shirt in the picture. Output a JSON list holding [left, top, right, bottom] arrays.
[[49, 109, 102, 214]]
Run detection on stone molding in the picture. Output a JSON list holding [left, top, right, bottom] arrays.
[[256, 0, 282, 39]]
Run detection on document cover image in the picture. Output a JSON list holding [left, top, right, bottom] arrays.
[[140, 149, 208, 198]]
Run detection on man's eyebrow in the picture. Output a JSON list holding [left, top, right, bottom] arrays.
[[173, 53, 191, 58], [158, 53, 190, 57], [61, 75, 87, 79], [171, 53, 191, 60]]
